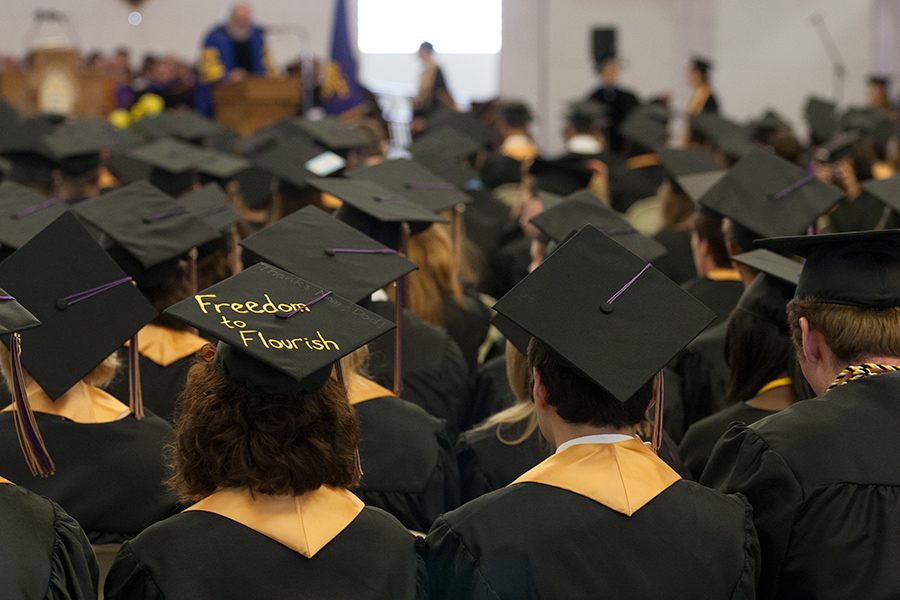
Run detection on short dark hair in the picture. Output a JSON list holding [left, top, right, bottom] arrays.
[[691, 210, 731, 268], [528, 337, 653, 428], [419, 41, 434, 53], [170, 358, 360, 500]]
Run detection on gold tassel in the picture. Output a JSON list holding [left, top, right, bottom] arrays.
[[9, 334, 54, 476]]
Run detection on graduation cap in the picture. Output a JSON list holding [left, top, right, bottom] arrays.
[[0, 100, 20, 133], [128, 137, 208, 196], [0, 212, 157, 405], [491, 311, 532, 357], [0, 289, 53, 476], [314, 177, 446, 250], [161, 111, 226, 144], [493, 225, 715, 412], [674, 169, 727, 203], [747, 109, 792, 136], [347, 158, 471, 213], [252, 136, 326, 189], [409, 126, 483, 163], [691, 113, 755, 161], [291, 117, 372, 152], [480, 152, 522, 189], [240, 205, 417, 304], [731, 249, 799, 331], [619, 113, 667, 153], [529, 190, 667, 262], [861, 174, 900, 214], [164, 262, 395, 395], [40, 117, 121, 175], [71, 180, 221, 287], [840, 107, 880, 136], [567, 101, 609, 130], [805, 97, 837, 145], [757, 229, 900, 309], [176, 183, 240, 234], [106, 152, 153, 185], [425, 109, 497, 147], [813, 130, 862, 163], [0, 182, 68, 251], [529, 157, 594, 196], [869, 74, 891, 87], [192, 147, 251, 184], [0, 117, 57, 157], [659, 148, 722, 179], [502, 102, 533, 127], [698, 147, 843, 239], [234, 165, 274, 210]]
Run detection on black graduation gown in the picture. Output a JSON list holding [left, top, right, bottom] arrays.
[[440, 286, 491, 373], [107, 351, 194, 425], [651, 228, 696, 285], [0, 482, 99, 600], [464, 354, 516, 430], [588, 86, 640, 153], [702, 372, 900, 599], [353, 396, 460, 533], [681, 275, 744, 326], [0, 412, 184, 544], [666, 321, 730, 442], [679, 401, 776, 481], [455, 422, 551, 503], [425, 475, 758, 599], [104, 507, 427, 600], [366, 301, 470, 436]]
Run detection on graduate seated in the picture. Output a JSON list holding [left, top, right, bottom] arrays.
[[425, 225, 759, 599], [105, 263, 426, 599], [0, 213, 183, 544], [704, 230, 900, 599], [0, 292, 99, 600], [681, 209, 744, 325]]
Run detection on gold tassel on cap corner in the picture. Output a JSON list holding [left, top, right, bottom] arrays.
[[650, 370, 665, 452], [129, 332, 144, 420], [9, 333, 54, 477], [188, 247, 199, 295]]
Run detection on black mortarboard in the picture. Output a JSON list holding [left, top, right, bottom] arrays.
[[252, 137, 324, 189], [861, 174, 900, 213], [502, 103, 533, 127], [0, 182, 68, 251], [192, 147, 251, 184], [691, 113, 755, 161], [698, 146, 843, 238], [314, 177, 446, 249], [0, 101, 19, 134], [176, 183, 240, 234], [675, 169, 727, 203], [805, 97, 837, 144], [659, 148, 721, 179], [425, 110, 498, 147], [691, 57, 712, 75], [292, 117, 371, 152], [813, 130, 862, 163], [869, 74, 891, 87], [0, 212, 156, 400], [480, 152, 522, 189], [747, 110, 792, 136], [0, 288, 41, 335], [234, 165, 274, 210], [0, 118, 57, 156], [491, 311, 531, 357], [128, 137, 206, 196], [619, 113, 666, 153], [161, 111, 225, 144], [71, 180, 220, 287], [164, 262, 395, 395], [347, 158, 471, 212], [40, 117, 120, 175], [757, 229, 900, 309], [730, 248, 802, 285], [529, 157, 594, 196], [731, 248, 801, 332], [106, 152, 153, 185], [240, 205, 417, 303], [493, 225, 715, 402], [567, 101, 609, 130], [529, 190, 667, 261], [409, 126, 483, 163]]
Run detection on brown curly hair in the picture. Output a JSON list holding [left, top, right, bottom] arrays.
[[169, 357, 360, 501]]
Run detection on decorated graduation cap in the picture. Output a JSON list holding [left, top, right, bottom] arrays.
[[529, 190, 667, 262], [0, 289, 52, 476], [0, 212, 156, 418], [757, 229, 900, 309], [292, 117, 371, 152], [659, 148, 722, 179], [128, 137, 207, 196], [731, 249, 801, 331], [493, 225, 715, 448], [0, 182, 68, 252], [698, 146, 843, 239], [164, 262, 395, 395], [71, 180, 220, 288], [316, 177, 447, 250], [805, 97, 837, 145]]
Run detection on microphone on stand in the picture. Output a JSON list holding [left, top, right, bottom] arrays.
[[809, 12, 846, 106]]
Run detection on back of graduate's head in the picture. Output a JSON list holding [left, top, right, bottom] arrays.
[[528, 337, 652, 429], [170, 353, 360, 501], [691, 209, 731, 269]]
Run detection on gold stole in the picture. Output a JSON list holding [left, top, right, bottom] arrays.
[[346, 376, 395, 406], [130, 323, 209, 368], [706, 268, 742, 282], [512, 439, 681, 516], [2, 381, 130, 424], [184, 486, 364, 558]]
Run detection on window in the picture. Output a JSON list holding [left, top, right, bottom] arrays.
[[357, 0, 502, 54]]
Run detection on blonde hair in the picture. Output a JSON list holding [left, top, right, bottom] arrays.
[[788, 299, 900, 364], [0, 345, 120, 395], [659, 180, 695, 231], [471, 342, 540, 445], [401, 224, 464, 327], [339, 345, 370, 381]]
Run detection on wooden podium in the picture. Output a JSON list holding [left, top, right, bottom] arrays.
[[212, 77, 301, 136], [0, 48, 111, 117]]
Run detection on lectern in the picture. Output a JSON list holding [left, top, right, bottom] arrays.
[[212, 78, 301, 136]]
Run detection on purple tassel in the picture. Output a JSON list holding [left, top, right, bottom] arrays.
[[9, 334, 54, 476], [129, 333, 144, 420]]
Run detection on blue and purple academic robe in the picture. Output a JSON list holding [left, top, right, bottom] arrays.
[[195, 25, 272, 116]]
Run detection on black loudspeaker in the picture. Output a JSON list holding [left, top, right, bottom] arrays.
[[592, 27, 617, 67]]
